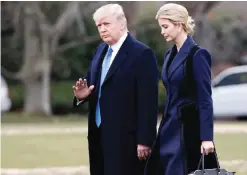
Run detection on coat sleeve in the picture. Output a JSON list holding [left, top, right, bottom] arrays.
[[193, 48, 214, 141], [73, 67, 91, 107], [135, 48, 159, 147], [73, 47, 98, 107]]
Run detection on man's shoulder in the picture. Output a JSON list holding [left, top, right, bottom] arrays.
[[132, 39, 153, 52], [97, 42, 107, 49], [92, 42, 107, 55]]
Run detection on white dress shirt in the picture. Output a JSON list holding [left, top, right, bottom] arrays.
[[107, 32, 128, 66], [76, 32, 128, 105]]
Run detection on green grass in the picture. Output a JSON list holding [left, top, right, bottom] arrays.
[[1, 112, 88, 125], [2, 133, 246, 166], [214, 133, 247, 175], [215, 133, 247, 160], [1, 133, 89, 168], [1, 119, 247, 174], [2, 133, 246, 175]]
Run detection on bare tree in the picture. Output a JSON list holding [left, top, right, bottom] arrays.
[[1, 1, 144, 115], [1, 2, 90, 115], [120, 1, 140, 37], [174, 2, 219, 51], [211, 17, 247, 64], [180, 2, 247, 64]]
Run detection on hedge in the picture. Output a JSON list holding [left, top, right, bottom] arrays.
[[9, 81, 166, 115]]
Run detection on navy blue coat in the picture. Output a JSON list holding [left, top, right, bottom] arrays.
[[144, 36, 218, 175], [73, 33, 159, 175]]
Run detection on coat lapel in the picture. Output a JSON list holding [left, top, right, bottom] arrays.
[[102, 33, 133, 86], [90, 43, 108, 86], [168, 36, 196, 80], [162, 48, 173, 83]]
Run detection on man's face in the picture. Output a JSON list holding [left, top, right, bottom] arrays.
[[96, 15, 123, 45]]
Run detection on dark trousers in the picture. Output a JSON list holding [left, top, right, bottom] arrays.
[[88, 123, 147, 175], [88, 123, 104, 175]]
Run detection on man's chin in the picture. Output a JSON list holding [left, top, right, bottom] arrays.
[[102, 38, 114, 45]]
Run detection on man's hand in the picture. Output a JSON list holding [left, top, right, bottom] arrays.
[[201, 141, 214, 155], [137, 144, 151, 161], [72, 78, 94, 100]]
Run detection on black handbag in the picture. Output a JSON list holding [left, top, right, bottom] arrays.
[[189, 150, 235, 175]]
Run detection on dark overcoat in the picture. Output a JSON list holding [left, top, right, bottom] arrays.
[[145, 36, 218, 175], [73, 33, 159, 175]]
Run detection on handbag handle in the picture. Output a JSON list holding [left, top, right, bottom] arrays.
[[197, 148, 221, 174]]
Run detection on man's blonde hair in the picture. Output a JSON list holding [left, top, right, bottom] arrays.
[[156, 3, 195, 36], [93, 4, 127, 29]]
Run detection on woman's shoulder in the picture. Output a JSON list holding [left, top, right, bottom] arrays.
[[193, 46, 212, 66], [194, 46, 211, 58]]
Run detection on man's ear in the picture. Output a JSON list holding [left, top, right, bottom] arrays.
[[120, 21, 125, 31]]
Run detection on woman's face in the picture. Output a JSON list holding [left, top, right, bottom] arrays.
[[158, 18, 181, 42]]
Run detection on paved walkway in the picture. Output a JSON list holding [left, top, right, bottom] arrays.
[[1, 160, 247, 175], [1, 124, 247, 136]]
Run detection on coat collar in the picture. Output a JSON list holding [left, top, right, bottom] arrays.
[[90, 33, 134, 86], [165, 36, 197, 80]]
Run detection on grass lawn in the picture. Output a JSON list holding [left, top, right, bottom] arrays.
[[2, 133, 247, 173], [215, 133, 247, 160], [1, 112, 88, 125], [1, 133, 89, 168], [1, 114, 247, 174]]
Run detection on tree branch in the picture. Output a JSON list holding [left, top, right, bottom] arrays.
[[54, 35, 100, 55], [202, 1, 219, 14], [52, 2, 80, 37], [32, 2, 52, 33], [10, 2, 24, 44], [54, 22, 158, 55], [50, 2, 81, 57], [1, 66, 20, 80], [75, 7, 86, 35], [176, 1, 219, 17]]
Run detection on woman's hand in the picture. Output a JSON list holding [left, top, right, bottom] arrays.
[[201, 141, 214, 155]]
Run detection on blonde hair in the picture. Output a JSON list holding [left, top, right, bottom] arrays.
[[155, 3, 195, 36], [93, 4, 127, 29]]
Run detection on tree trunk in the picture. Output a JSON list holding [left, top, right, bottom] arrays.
[[193, 15, 216, 52], [41, 64, 51, 115], [122, 2, 140, 37], [40, 25, 52, 115], [23, 60, 51, 116], [23, 79, 45, 114], [22, 3, 51, 115]]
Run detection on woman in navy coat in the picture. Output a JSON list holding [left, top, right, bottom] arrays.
[[145, 3, 218, 175]]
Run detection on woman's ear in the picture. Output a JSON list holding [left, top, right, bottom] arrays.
[[176, 23, 183, 33]]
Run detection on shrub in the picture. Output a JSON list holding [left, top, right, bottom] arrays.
[[9, 80, 167, 115]]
